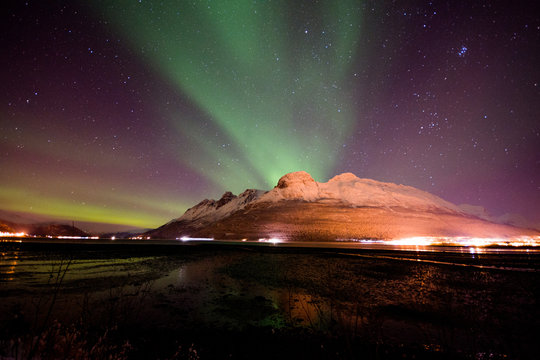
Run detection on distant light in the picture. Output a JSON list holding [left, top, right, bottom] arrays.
[[57, 236, 95, 239], [386, 237, 434, 246], [179, 236, 213, 242], [111, 236, 116, 240], [0, 231, 27, 237], [258, 237, 282, 244], [358, 239, 384, 244], [385, 236, 539, 247]]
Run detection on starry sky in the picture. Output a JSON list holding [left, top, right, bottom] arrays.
[[2, 0, 539, 231]]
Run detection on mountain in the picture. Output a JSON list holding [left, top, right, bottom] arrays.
[[149, 189, 265, 238], [100, 229, 152, 239], [493, 213, 540, 231], [458, 204, 492, 221], [0, 219, 88, 237], [459, 204, 540, 231], [147, 171, 539, 240]]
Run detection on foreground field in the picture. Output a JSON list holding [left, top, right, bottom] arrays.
[[1, 241, 538, 359]]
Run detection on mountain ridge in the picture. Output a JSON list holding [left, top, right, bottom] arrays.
[[147, 171, 538, 240], [0, 218, 89, 237]]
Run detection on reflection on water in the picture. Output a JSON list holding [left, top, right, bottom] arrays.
[[0, 251, 18, 281]]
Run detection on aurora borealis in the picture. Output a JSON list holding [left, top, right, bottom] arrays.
[[2, 0, 539, 231]]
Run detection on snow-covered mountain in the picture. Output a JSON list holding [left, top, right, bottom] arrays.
[[147, 171, 538, 240], [259, 171, 462, 212], [177, 189, 266, 224]]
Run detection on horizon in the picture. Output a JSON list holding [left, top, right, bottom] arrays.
[[2, 1, 539, 230], [1, 170, 539, 233]]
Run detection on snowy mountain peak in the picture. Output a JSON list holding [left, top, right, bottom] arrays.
[[177, 188, 266, 223], [174, 171, 464, 226], [216, 191, 236, 209], [238, 189, 265, 203], [271, 171, 320, 200], [327, 172, 360, 183], [259, 171, 463, 213], [276, 171, 317, 189]]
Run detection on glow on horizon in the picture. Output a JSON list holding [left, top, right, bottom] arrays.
[[0, 232, 27, 237], [2, 232, 539, 248], [0, 185, 187, 229], [385, 236, 540, 247]]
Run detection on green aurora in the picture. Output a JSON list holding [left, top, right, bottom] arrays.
[[98, 0, 362, 189], [1, 1, 364, 229], [6, 1, 538, 230]]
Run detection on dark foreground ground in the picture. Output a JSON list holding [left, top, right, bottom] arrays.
[[0, 240, 539, 359]]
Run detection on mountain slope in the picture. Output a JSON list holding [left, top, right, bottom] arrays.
[[147, 171, 538, 240]]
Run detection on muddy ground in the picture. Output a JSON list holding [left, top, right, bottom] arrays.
[[1, 241, 538, 359]]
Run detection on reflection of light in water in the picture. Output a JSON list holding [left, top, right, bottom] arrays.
[[0, 251, 18, 281]]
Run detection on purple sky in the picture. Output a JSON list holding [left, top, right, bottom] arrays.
[[2, 0, 539, 231]]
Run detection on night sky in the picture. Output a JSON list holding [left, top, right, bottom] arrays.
[[2, 0, 539, 231]]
